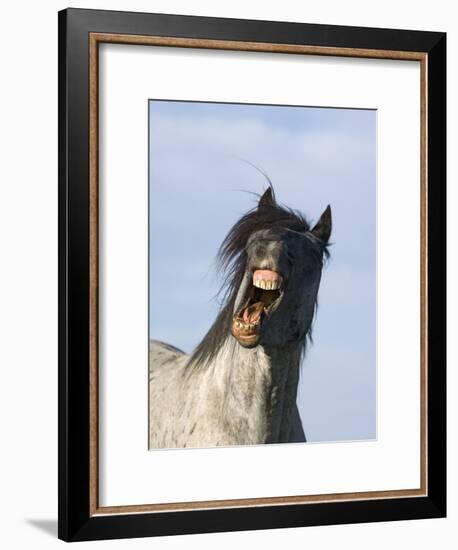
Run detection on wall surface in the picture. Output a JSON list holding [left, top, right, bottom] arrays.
[[0, 1, 454, 548]]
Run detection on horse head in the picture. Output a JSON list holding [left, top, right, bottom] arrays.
[[188, 186, 331, 366], [229, 188, 332, 349]]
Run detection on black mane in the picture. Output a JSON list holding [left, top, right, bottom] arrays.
[[187, 188, 314, 368]]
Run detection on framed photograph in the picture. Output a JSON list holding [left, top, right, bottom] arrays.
[[58, 8, 446, 542]]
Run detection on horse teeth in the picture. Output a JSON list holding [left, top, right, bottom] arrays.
[[253, 277, 282, 290]]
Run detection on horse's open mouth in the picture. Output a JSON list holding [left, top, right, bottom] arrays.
[[232, 269, 284, 347]]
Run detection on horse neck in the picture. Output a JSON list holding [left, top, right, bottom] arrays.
[[203, 337, 303, 444]]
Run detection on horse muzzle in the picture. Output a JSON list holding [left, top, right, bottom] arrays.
[[231, 269, 284, 347]]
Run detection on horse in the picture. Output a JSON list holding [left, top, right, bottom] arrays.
[[149, 186, 331, 449]]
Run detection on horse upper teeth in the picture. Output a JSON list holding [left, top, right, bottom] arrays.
[[253, 278, 281, 290]]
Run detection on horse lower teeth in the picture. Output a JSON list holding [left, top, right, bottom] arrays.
[[235, 319, 259, 331]]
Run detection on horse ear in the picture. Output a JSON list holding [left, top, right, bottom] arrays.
[[258, 188, 276, 208], [311, 205, 332, 243]]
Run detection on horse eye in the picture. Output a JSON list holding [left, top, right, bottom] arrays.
[[286, 251, 295, 264]]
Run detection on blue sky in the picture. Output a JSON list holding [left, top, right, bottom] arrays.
[[149, 100, 376, 443]]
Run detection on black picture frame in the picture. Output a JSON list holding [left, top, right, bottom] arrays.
[[58, 7, 446, 542]]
